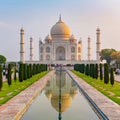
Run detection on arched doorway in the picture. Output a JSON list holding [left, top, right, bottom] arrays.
[[56, 46, 65, 60]]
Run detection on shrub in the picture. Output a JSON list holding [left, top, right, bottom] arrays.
[[100, 63, 103, 80], [0, 65, 2, 91], [19, 63, 23, 82], [104, 63, 109, 84], [14, 66, 17, 82], [94, 64, 98, 79], [110, 68, 114, 86], [8, 64, 12, 86], [85, 64, 90, 76]]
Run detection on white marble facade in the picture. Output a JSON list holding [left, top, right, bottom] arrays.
[[39, 17, 82, 64]]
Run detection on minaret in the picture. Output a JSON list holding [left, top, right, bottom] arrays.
[[20, 27, 25, 62], [30, 37, 34, 62], [96, 27, 101, 61], [88, 37, 91, 61], [39, 38, 42, 61]]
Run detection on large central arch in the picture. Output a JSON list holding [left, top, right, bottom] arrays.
[[56, 46, 65, 60]]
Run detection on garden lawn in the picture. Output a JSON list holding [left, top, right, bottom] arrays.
[[72, 70, 120, 105], [0, 71, 49, 105]]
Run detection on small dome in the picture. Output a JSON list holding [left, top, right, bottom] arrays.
[[45, 34, 52, 40], [78, 38, 82, 44], [20, 27, 24, 33], [96, 27, 100, 31], [51, 94, 72, 112], [50, 16, 71, 40], [70, 34, 76, 40]]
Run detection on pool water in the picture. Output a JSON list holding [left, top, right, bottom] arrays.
[[21, 71, 100, 120]]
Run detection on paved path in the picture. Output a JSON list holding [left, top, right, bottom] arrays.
[[67, 70, 120, 120], [115, 74, 120, 82]]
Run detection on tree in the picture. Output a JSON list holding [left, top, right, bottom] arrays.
[[14, 65, 17, 82], [8, 64, 12, 86], [9, 62, 16, 68], [85, 64, 90, 76], [23, 64, 27, 80], [0, 65, 2, 91], [27, 64, 30, 79], [110, 68, 114, 86], [89, 64, 93, 77], [19, 63, 23, 82], [29, 64, 32, 77], [100, 49, 116, 65], [99, 63, 103, 80], [0, 55, 6, 64], [94, 64, 98, 79], [91, 64, 95, 78], [111, 51, 120, 67], [104, 63, 109, 84]]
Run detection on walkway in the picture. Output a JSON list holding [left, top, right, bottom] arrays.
[[68, 70, 120, 120], [115, 74, 120, 82]]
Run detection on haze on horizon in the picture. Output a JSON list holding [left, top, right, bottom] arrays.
[[0, 0, 120, 61]]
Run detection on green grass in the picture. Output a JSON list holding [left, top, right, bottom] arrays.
[[72, 70, 120, 105], [0, 71, 49, 105]]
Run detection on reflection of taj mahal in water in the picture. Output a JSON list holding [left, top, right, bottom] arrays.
[[20, 16, 101, 64], [44, 71, 78, 112]]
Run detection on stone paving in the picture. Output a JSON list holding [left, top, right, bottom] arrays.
[[67, 70, 120, 120], [115, 74, 120, 82], [0, 70, 120, 120], [0, 71, 55, 120]]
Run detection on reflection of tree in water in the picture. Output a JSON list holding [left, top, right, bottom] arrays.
[[46, 80, 50, 87], [44, 72, 78, 113]]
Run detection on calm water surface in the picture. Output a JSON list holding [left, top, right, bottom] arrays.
[[21, 71, 100, 120]]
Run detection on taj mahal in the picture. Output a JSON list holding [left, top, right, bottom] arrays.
[[20, 16, 101, 65]]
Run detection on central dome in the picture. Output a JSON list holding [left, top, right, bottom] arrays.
[[50, 16, 71, 40]]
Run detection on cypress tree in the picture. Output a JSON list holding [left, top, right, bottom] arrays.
[[100, 63, 103, 80], [110, 68, 114, 86], [94, 64, 98, 79], [24, 64, 27, 80], [90, 64, 92, 77], [81, 64, 85, 74], [37, 64, 39, 73], [29, 64, 32, 77], [85, 64, 90, 76], [19, 63, 23, 82], [85, 64, 87, 75], [32, 64, 36, 75], [104, 63, 109, 84], [8, 64, 12, 86], [92, 64, 95, 78], [46, 64, 48, 71], [39, 64, 41, 73], [27, 64, 30, 79], [14, 66, 17, 82], [0, 65, 2, 91]]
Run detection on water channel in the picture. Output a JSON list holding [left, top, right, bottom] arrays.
[[21, 71, 102, 120]]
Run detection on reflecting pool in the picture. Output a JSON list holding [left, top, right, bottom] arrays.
[[21, 71, 100, 120]]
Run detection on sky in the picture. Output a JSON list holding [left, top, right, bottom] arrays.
[[0, 0, 120, 61]]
